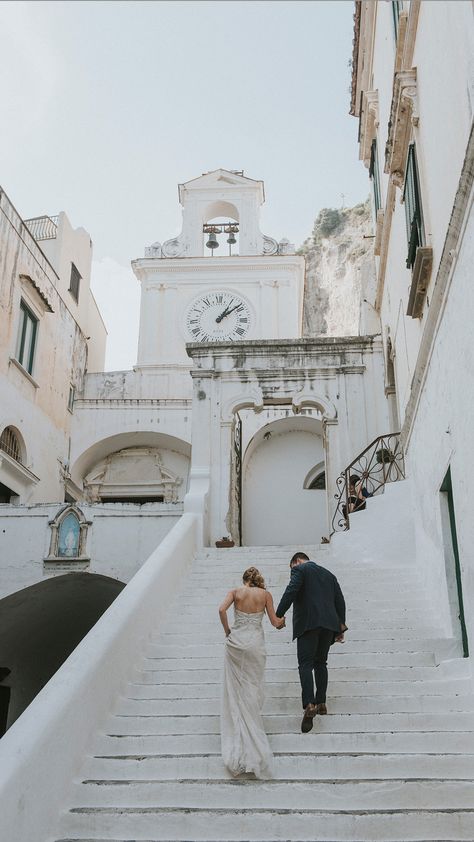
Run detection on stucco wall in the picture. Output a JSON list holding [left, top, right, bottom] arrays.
[[405, 197, 474, 647], [0, 502, 182, 599]]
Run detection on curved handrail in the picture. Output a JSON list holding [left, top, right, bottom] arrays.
[[330, 432, 405, 535]]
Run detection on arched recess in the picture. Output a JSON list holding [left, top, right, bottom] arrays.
[[242, 415, 327, 546], [71, 432, 191, 503], [0, 573, 125, 734], [203, 201, 239, 223], [203, 201, 240, 256]]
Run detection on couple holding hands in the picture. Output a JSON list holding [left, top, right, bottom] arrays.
[[219, 552, 347, 778]]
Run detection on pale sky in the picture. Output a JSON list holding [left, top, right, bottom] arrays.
[[0, 0, 368, 369]]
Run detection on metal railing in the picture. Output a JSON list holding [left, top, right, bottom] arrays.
[[24, 215, 59, 241], [330, 432, 405, 535]]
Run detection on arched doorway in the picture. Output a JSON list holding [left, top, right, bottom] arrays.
[[0, 573, 124, 734], [242, 415, 327, 546]]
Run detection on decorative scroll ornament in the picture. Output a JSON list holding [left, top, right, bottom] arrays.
[[262, 234, 279, 255], [144, 241, 162, 257], [161, 236, 185, 258]]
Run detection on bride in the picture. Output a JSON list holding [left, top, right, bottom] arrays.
[[218, 566, 285, 778]]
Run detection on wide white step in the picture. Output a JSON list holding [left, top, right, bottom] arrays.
[[67, 779, 474, 810], [55, 538, 474, 842], [79, 751, 474, 781], [142, 651, 435, 668], [93, 729, 474, 756], [104, 711, 474, 736], [56, 806, 474, 841], [131, 677, 471, 697], [136, 666, 445, 684], [114, 692, 474, 716]]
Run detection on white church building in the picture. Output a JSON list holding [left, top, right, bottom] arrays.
[[1, 1, 474, 839]]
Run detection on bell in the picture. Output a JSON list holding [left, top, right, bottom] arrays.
[[226, 231, 237, 245], [206, 231, 219, 250]]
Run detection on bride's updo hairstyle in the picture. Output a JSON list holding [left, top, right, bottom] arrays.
[[242, 567, 265, 589]]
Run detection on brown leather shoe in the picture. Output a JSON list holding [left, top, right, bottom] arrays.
[[301, 703, 316, 733], [316, 703, 327, 715]]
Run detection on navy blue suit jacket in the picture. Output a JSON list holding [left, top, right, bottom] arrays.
[[276, 561, 346, 641]]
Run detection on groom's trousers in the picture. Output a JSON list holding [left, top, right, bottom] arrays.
[[296, 627, 334, 708]]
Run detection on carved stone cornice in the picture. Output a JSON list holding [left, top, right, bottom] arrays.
[[384, 68, 418, 188], [359, 90, 379, 167]]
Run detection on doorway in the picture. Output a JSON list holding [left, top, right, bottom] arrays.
[[241, 415, 327, 546], [440, 467, 469, 657]]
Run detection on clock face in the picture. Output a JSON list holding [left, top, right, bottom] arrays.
[[185, 291, 251, 342]]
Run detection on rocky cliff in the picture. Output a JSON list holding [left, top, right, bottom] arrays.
[[300, 200, 379, 337]]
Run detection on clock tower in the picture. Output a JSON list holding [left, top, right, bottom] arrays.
[[132, 169, 305, 397]]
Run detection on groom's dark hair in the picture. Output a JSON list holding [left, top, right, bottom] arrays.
[[290, 552, 309, 567]]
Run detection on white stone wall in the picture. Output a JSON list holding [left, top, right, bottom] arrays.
[[351, 0, 474, 666], [185, 337, 390, 546], [405, 192, 474, 645], [0, 502, 182, 599], [357, 0, 474, 425]]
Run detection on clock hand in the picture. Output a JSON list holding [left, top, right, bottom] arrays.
[[216, 303, 241, 322], [215, 307, 231, 323]]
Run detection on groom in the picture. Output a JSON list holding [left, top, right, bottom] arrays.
[[276, 552, 347, 733]]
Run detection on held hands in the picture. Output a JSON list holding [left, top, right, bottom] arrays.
[[276, 617, 286, 630]]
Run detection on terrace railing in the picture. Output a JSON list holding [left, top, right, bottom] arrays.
[[330, 432, 405, 535]]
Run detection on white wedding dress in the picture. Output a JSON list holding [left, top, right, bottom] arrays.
[[221, 608, 274, 778]]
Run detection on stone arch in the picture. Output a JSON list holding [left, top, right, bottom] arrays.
[[292, 392, 338, 421], [241, 415, 327, 546], [203, 200, 239, 224], [0, 573, 125, 734], [71, 432, 191, 502], [223, 389, 264, 422]]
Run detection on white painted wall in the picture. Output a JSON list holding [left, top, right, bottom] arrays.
[[365, 0, 474, 426], [0, 502, 182, 599], [242, 422, 326, 546], [0, 512, 199, 842], [405, 196, 474, 647], [133, 255, 305, 374]]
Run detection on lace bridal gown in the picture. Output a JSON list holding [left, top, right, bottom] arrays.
[[221, 608, 274, 778]]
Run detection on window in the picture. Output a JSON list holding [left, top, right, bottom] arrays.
[[403, 144, 425, 269], [69, 263, 81, 302], [369, 139, 382, 214], [68, 385, 75, 413], [16, 300, 38, 375], [392, 1, 403, 40], [0, 427, 22, 463], [309, 472, 326, 490]]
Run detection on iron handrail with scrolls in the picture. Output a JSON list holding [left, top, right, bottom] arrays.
[[330, 432, 405, 535]]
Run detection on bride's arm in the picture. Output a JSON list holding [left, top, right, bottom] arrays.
[[218, 590, 235, 637], [265, 592, 286, 629]]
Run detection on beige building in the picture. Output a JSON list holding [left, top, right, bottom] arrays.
[[0, 188, 106, 505]]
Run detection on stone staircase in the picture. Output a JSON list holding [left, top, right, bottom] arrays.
[[53, 540, 474, 841]]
